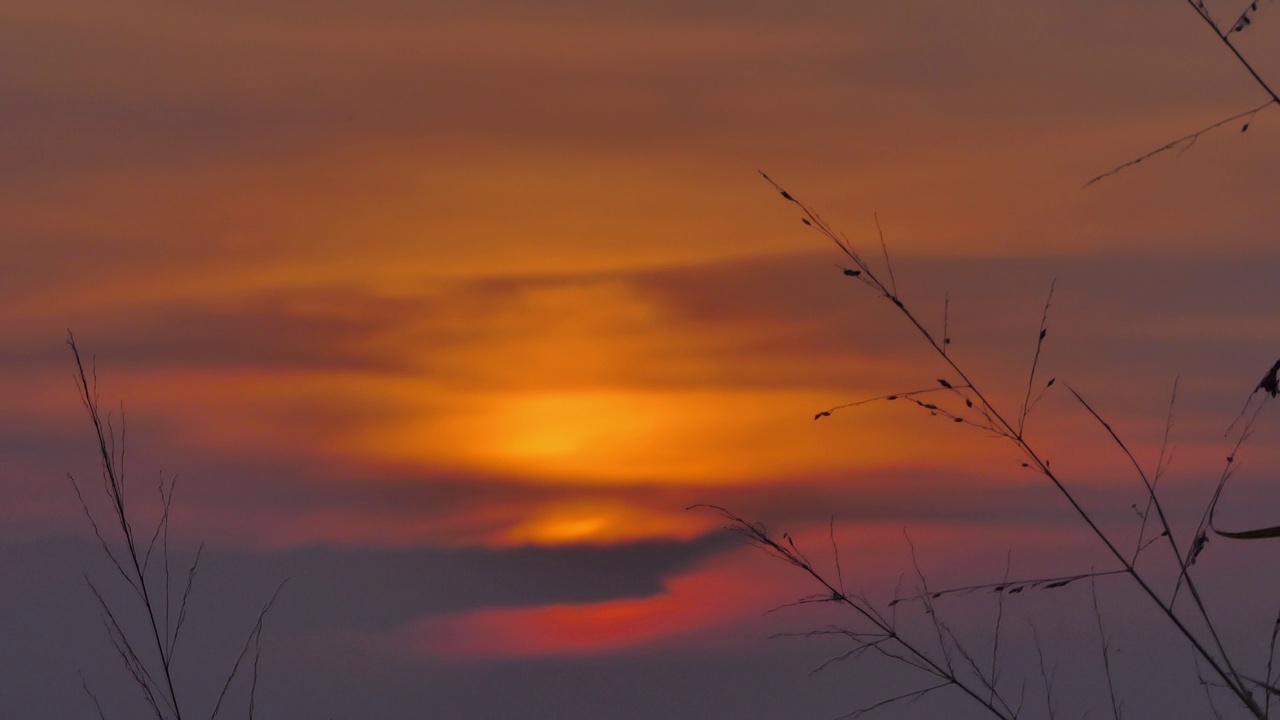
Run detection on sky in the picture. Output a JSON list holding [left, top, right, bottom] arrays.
[[3, 1, 1280, 718]]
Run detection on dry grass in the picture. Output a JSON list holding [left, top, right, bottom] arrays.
[[67, 332, 286, 720], [701, 4, 1280, 715], [701, 170, 1280, 717]]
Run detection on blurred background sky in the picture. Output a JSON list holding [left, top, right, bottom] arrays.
[[3, 1, 1280, 717]]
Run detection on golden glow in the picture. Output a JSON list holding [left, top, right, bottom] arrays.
[[367, 386, 999, 486], [12, 1, 1252, 567], [500, 500, 711, 546], [497, 393, 654, 463]]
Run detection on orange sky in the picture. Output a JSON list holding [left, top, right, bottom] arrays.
[[4, 2, 1280, 717]]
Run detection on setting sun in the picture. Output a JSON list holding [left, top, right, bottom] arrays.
[[499, 499, 710, 546]]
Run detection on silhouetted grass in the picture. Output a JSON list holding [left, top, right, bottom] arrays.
[[67, 332, 286, 720], [1087, 0, 1280, 187], [704, 172, 1280, 717], [707, 4, 1280, 717]]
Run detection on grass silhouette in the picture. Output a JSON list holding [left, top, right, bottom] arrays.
[[67, 332, 286, 720], [700, 175, 1280, 718], [704, 3, 1280, 717]]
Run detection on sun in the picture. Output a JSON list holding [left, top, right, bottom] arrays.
[[493, 392, 659, 464]]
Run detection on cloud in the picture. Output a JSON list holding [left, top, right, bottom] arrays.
[[7, 248, 1278, 555], [14, 249, 1278, 386], [0, 530, 734, 638], [405, 548, 773, 659]]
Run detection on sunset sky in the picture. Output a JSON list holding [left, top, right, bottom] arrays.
[[4, 1, 1280, 718]]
